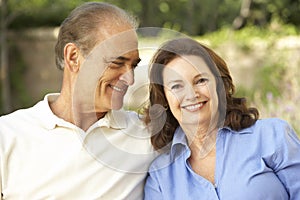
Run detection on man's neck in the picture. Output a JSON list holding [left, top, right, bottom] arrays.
[[49, 94, 74, 124], [49, 94, 109, 132]]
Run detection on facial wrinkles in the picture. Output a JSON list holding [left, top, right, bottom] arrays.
[[101, 25, 138, 55], [163, 56, 218, 127], [94, 51, 139, 113], [93, 28, 139, 86], [72, 24, 139, 117], [164, 63, 205, 104]]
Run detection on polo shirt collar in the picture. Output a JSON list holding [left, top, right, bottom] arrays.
[[36, 93, 69, 130], [37, 93, 128, 130], [97, 110, 127, 129]]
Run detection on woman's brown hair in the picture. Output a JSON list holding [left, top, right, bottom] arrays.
[[144, 38, 259, 150]]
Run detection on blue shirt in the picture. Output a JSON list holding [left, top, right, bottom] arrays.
[[144, 118, 300, 200]]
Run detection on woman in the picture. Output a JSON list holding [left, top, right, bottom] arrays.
[[144, 38, 300, 199]]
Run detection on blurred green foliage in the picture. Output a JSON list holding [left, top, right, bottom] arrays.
[[8, 44, 32, 108], [3, 0, 300, 35], [194, 23, 300, 133], [1, 0, 299, 133]]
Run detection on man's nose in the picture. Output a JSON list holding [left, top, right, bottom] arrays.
[[119, 67, 134, 86]]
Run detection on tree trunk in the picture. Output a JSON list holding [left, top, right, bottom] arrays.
[[186, 0, 195, 35], [232, 0, 252, 30], [1, 0, 12, 113]]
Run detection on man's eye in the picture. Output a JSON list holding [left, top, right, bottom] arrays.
[[109, 62, 124, 68], [112, 61, 124, 65], [132, 63, 139, 69]]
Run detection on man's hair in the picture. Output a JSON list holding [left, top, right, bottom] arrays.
[[55, 2, 137, 70]]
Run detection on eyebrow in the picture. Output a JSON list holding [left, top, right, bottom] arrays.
[[115, 56, 141, 64], [165, 80, 183, 86], [195, 72, 209, 78], [165, 72, 209, 85]]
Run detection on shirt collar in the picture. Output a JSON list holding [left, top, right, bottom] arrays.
[[220, 125, 254, 134], [169, 124, 254, 161], [170, 126, 190, 161], [96, 109, 127, 129], [36, 93, 128, 130], [35, 93, 67, 130]]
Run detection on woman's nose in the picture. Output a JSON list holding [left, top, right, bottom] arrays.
[[185, 85, 200, 100]]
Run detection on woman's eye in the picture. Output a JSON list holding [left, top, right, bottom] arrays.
[[171, 84, 182, 90], [196, 78, 209, 86]]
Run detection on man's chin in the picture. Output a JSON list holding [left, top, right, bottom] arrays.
[[111, 103, 123, 111], [110, 96, 125, 110]]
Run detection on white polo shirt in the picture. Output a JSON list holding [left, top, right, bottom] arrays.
[[0, 94, 157, 200]]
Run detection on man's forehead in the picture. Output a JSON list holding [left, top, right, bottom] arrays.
[[101, 30, 138, 54], [89, 32, 138, 62], [101, 27, 138, 45]]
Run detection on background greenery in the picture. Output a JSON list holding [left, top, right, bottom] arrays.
[[5, 0, 300, 35], [1, 0, 300, 133], [196, 24, 300, 133]]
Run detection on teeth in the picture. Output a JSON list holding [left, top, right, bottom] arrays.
[[184, 103, 203, 111], [111, 85, 123, 92]]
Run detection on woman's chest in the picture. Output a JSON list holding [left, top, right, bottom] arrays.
[[213, 144, 289, 199]]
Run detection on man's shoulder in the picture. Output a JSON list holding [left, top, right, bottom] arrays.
[[119, 109, 141, 119], [111, 109, 145, 127], [0, 101, 45, 129], [0, 106, 35, 123]]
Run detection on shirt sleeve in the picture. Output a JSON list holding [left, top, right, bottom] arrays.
[[144, 172, 164, 200], [270, 121, 300, 199]]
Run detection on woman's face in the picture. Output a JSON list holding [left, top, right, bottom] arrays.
[[162, 55, 219, 128]]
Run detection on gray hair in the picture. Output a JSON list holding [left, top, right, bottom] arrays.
[[54, 2, 138, 70]]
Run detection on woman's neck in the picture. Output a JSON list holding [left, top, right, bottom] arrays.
[[182, 124, 218, 159]]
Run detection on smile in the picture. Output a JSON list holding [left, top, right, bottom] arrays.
[[182, 102, 207, 112], [109, 84, 127, 93]]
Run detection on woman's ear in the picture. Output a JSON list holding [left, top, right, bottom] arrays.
[[64, 43, 80, 73]]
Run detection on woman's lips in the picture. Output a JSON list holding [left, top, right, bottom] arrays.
[[181, 101, 207, 112]]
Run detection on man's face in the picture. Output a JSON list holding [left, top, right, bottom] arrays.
[[95, 49, 140, 112], [73, 28, 140, 115]]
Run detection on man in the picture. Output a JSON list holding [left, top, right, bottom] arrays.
[[0, 2, 156, 199]]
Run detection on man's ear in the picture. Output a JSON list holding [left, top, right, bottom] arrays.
[[64, 43, 80, 73]]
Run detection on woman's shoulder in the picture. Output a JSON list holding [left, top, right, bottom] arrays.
[[148, 150, 173, 172], [254, 118, 292, 133], [228, 118, 291, 137], [252, 118, 297, 145], [149, 146, 187, 173], [256, 118, 289, 126]]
